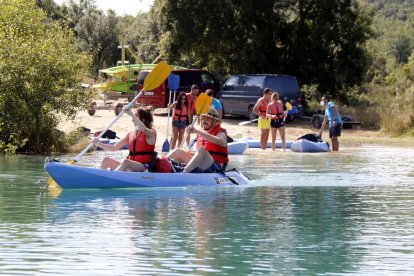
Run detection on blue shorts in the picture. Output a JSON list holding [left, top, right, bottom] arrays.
[[190, 162, 222, 173], [329, 123, 342, 138], [172, 119, 186, 129]]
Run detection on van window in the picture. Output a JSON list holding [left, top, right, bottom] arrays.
[[137, 71, 149, 85], [244, 76, 265, 88], [265, 76, 299, 98], [223, 76, 239, 90], [177, 72, 202, 86], [201, 72, 214, 84]]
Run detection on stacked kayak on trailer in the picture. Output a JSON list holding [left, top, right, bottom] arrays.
[[44, 161, 249, 189]]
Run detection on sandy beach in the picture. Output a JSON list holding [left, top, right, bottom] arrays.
[[59, 99, 413, 149]]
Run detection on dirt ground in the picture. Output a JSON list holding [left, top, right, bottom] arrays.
[[59, 100, 414, 149]]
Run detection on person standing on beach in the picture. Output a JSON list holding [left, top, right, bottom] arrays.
[[253, 88, 272, 150], [206, 89, 223, 120], [169, 92, 190, 150], [318, 96, 342, 151], [267, 92, 287, 151], [186, 84, 200, 146]]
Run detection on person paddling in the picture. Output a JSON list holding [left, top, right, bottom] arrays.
[[167, 107, 228, 173], [253, 88, 272, 150], [92, 106, 157, 172]]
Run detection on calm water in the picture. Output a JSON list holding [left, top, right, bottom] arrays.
[[0, 145, 414, 275]]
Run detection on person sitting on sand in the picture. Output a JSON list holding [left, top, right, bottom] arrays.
[[166, 107, 228, 173], [92, 106, 157, 172]]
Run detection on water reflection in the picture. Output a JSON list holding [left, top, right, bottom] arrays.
[[0, 145, 413, 274]]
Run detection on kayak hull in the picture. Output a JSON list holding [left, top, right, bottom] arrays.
[[290, 139, 330, 153], [241, 138, 293, 149], [45, 162, 249, 189]]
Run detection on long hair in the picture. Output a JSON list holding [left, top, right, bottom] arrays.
[[176, 92, 188, 110], [135, 106, 153, 129]]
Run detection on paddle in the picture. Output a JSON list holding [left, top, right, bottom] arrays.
[[238, 118, 258, 126], [179, 92, 212, 149], [162, 73, 179, 152], [238, 101, 293, 126], [47, 61, 172, 186], [283, 102, 293, 122]]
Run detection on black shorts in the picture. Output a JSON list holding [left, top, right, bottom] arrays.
[[270, 119, 285, 129], [329, 123, 342, 138]]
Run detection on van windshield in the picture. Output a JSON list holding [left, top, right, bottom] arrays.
[[265, 76, 299, 99]]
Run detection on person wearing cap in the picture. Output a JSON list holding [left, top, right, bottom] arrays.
[[318, 96, 342, 151], [167, 107, 228, 173]]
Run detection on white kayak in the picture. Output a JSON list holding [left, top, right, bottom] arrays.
[[89, 136, 129, 150], [241, 138, 293, 149], [290, 139, 330, 153], [190, 138, 249, 155]]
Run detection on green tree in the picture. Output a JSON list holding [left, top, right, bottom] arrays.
[[0, 0, 91, 153], [75, 9, 120, 75], [153, 0, 372, 102]]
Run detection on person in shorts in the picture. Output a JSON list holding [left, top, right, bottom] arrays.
[[318, 96, 342, 151], [167, 108, 228, 173], [266, 92, 287, 151], [253, 88, 272, 150], [169, 92, 191, 150]]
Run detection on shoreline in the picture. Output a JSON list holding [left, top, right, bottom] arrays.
[[59, 103, 414, 149]]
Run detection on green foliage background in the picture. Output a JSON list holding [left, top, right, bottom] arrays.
[[1, 0, 413, 154], [0, 0, 91, 153]]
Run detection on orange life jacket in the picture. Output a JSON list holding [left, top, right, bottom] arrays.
[[258, 98, 270, 116], [196, 124, 229, 164], [128, 130, 155, 163], [173, 104, 188, 121], [186, 93, 197, 115], [269, 101, 284, 120]]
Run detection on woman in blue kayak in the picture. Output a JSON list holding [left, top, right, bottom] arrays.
[[92, 106, 157, 172]]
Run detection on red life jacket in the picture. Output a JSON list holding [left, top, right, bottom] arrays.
[[196, 124, 228, 164], [173, 104, 188, 121], [186, 93, 197, 115], [269, 101, 284, 120], [128, 130, 155, 163], [258, 97, 270, 116]]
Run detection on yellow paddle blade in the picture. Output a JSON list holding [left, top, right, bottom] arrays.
[[286, 102, 293, 111], [143, 61, 172, 91], [195, 93, 212, 115]]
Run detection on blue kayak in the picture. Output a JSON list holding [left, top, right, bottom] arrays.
[[45, 161, 249, 189], [290, 139, 330, 153]]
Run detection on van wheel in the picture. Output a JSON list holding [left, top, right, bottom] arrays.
[[248, 106, 257, 120]]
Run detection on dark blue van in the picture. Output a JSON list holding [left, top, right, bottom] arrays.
[[216, 74, 300, 120]]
